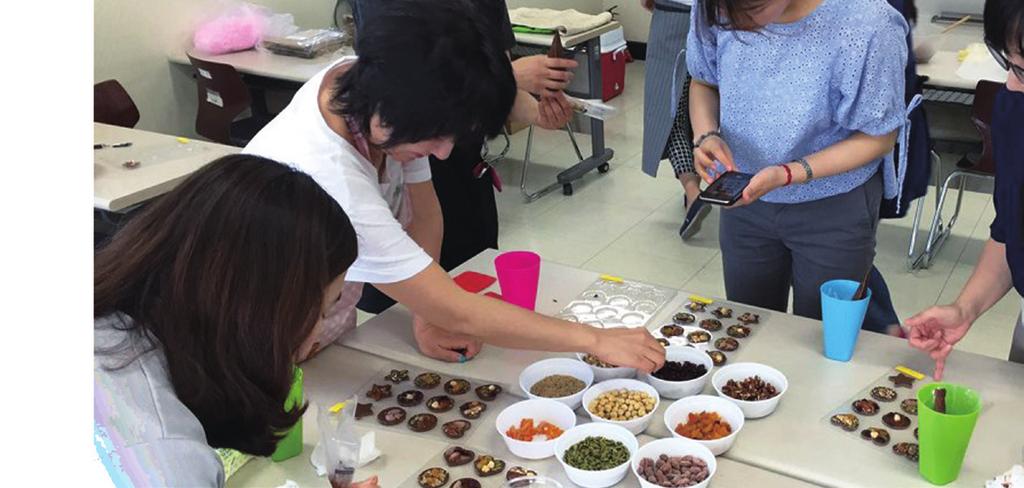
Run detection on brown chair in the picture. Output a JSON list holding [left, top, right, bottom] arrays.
[[913, 80, 1001, 269], [94, 80, 140, 128], [186, 54, 273, 147]]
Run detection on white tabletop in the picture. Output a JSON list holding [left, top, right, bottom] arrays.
[[168, 46, 355, 84], [93, 123, 237, 211], [513, 21, 621, 49], [914, 27, 1008, 91], [339, 249, 1024, 488]]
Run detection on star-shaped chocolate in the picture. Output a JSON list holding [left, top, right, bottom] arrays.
[[888, 372, 916, 388]]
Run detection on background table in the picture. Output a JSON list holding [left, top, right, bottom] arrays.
[[94, 123, 237, 211], [168, 47, 354, 85], [339, 249, 1024, 488]]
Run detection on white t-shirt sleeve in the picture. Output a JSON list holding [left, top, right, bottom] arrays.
[[311, 164, 432, 284], [402, 156, 432, 184]]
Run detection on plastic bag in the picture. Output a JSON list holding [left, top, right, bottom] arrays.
[[567, 96, 619, 121], [192, 2, 297, 55], [317, 399, 361, 488]]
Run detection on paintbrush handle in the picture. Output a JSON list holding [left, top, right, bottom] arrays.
[[941, 15, 972, 34]]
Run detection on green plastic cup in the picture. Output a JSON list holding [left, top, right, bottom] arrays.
[[271, 366, 304, 462], [917, 382, 982, 485]]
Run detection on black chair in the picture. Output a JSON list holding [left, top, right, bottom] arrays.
[[94, 80, 140, 128], [186, 54, 274, 147]]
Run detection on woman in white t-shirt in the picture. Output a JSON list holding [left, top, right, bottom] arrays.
[[245, 0, 665, 372]]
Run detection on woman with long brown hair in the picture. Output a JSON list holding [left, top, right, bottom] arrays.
[[93, 154, 371, 487]]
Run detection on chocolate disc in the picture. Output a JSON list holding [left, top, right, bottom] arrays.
[[714, 337, 739, 351], [706, 350, 727, 366], [711, 307, 733, 319], [460, 401, 487, 419], [657, 338, 671, 347], [442, 419, 472, 439], [377, 406, 407, 426], [686, 302, 707, 312], [673, 312, 696, 325], [700, 319, 723, 332], [443, 446, 475, 467], [852, 398, 880, 416], [397, 390, 425, 407], [901, 399, 918, 415], [871, 386, 898, 402], [882, 412, 911, 430], [688, 330, 711, 344], [385, 369, 409, 383], [475, 384, 502, 401], [366, 383, 392, 401], [830, 413, 860, 432], [660, 324, 685, 337], [415, 372, 442, 389], [474, 455, 506, 477], [893, 442, 919, 462], [445, 379, 471, 395], [418, 467, 449, 488], [860, 427, 891, 446], [408, 413, 438, 432], [737, 312, 760, 324], [727, 324, 751, 338], [427, 395, 455, 413], [506, 466, 538, 481], [450, 478, 482, 488]]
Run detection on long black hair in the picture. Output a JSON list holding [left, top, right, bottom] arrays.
[[95, 154, 358, 456], [985, 0, 1024, 56], [330, 0, 517, 147]]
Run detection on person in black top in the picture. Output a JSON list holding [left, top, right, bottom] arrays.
[[351, 0, 578, 360], [906, 0, 1024, 378]]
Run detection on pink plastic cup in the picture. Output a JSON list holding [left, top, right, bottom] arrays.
[[494, 251, 541, 311]]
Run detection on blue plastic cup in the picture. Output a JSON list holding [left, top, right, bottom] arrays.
[[820, 279, 871, 362]]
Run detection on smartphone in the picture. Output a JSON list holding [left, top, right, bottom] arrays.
[[699, 171, 754, 206]]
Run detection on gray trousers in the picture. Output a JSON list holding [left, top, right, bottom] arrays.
[[720, 171, 883, 320]]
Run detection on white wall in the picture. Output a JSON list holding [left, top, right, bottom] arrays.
[[94, 0, 335, 137]]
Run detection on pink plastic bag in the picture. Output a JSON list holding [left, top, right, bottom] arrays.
[[192, 3, 295, 55]]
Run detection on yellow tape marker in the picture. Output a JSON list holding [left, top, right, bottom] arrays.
[[176, 136, 191, 144], [688, 295, 714, 305], [895, 365, 925, 380], [329, 402, 346, 414], [600, 274, 624, 283]]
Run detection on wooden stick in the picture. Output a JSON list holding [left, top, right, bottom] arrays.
[[853, 267, 871, 300], [941, 15, 972, 35]]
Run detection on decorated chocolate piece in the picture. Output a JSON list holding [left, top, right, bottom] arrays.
[[673, 312, 696, 325], [888, 372, 916, 388], [901, 399, 918, 415], [934, 388, 947, 413], [660, 324, 686, 337], [711, 307, 733, 319], [355, 403, 374, 420], [443, 446, 475, 467], [377, 406, 406, 426], [415, 372, 442, 389], [418, 467, 449, 488], [714, 337, 739, 351], [700, 319, 723, 332], [450, 479, 481, 488], [385, 369, 409, 383], [460, 401, 487, 419], [427, 395, 455, 413], [727, 324, 751, 338], [893, 442, 920, 462], [737, 312, 760, 324], [475, 384, 502, 401], [871, 386, 898, 402], [442, 419, 472, 439], [882, 412, 911, 430], [397, 390, 424, 407], [506, 466, 537, 481], [913, 427, 918, 439], [852, 398, 880, 416], [367, 384, 392, 401], [408, 413, 438, 432], [688, 330, 712, 344], [830, 413, 860, 431], [474, 455, 506, 477], [445, 379, 471, 395], [657, 338, 671, 347], [861, 427, 891, 446], [686, 301, 707, 312], [706, 350, 727, 366]]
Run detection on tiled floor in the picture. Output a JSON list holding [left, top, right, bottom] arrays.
[[488, 61, 1018, 361]]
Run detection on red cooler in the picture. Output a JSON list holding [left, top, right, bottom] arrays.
[[600, 27, 628, 101]]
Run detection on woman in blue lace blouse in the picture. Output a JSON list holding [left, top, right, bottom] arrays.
[[686, 0, 909, 320]]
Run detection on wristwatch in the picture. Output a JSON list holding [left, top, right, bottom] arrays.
[[694, 130, 723, 148]]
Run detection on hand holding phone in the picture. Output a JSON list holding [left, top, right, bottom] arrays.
[[698, 171, 754, 206]]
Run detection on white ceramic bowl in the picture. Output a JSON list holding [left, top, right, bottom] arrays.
[[495, 399, 578, 460], [641, 346, 714, 400], [576, 352, 637, 383], [581, 378, 661, 435], [520, 357, 594, 410], [554, 423, 639, 488], [711, 362, 789, 419], [631, 437, 717, 488], [662, 395, 745, 455]]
